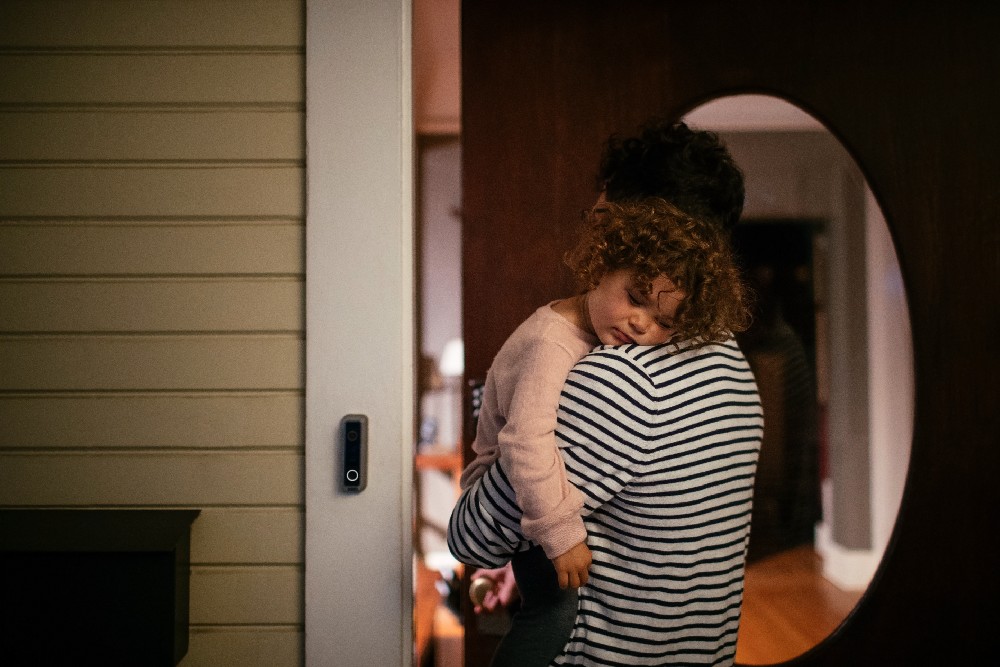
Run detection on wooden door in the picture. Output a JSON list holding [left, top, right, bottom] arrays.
[[461, 2, 998, 665]]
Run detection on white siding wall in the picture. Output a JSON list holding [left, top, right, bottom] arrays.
[[0, 1, 306, 664]]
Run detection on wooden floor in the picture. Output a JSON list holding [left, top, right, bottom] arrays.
[[416, 545, 863, 667], [735, 545, 862, 665]]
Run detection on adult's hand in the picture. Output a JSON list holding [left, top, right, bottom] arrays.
[[470, 563, 519, 613]]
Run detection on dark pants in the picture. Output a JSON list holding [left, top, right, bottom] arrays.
[[489, 545, 578, 667]]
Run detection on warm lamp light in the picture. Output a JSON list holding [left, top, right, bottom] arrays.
[[439, 338, 464, 378]]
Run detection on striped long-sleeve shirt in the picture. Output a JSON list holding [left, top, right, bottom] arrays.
[[448, 340, 763, 666]]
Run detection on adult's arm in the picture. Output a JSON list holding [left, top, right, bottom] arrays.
[[553, 347, 656, 513], [447, 347, 650, 568]]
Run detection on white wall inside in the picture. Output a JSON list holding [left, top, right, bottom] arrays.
[[420, 140, 463, 365], [417, 138, 463, 561], [865, 187, 913, 559]]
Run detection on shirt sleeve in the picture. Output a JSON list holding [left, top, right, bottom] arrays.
[[553, 347, 655, 515]]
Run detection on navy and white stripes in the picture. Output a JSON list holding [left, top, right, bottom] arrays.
[[448, 340, 762, 666]]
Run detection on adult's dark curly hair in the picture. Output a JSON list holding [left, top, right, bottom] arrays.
[[598, 119, 745, 232], [565, 198, 750, 346]]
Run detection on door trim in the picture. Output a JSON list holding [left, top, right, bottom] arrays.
[[304, 1, 414, 665]]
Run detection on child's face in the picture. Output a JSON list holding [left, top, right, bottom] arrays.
[[587, 269, 684, 346]]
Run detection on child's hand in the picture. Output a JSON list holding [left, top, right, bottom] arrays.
[[552, 541, 592, 589]]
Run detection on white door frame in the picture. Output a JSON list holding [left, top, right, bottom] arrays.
[[305, 1, 414, 665]]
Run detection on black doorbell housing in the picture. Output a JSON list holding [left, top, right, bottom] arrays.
[[341, 414, 368, 492]]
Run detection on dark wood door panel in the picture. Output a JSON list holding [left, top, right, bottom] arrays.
[[462, 2, 998, 664]]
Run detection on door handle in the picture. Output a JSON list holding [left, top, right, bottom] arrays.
[[469, 574, 495, 607]]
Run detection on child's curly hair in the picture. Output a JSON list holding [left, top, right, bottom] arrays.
[[565, 197, 751, 345]]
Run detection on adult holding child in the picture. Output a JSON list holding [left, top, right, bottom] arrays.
[[449, 119, 763, 666]]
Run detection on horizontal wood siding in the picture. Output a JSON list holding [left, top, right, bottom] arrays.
[[0, 222, 303, 275], [184, 628, 302, 667], [0, 1, 307, 664], [0, 54, 303, 105], [0, 393, 302, 449], [0, 167, 303, 218], [0, 111, 303, 161], [0, 451, 302, 505], [0, 279, 302, 332], [0, 1, 302, 47], [1, 335, 303, 390]]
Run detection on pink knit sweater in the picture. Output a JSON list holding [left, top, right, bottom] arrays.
[[459, 303, 598, 558]]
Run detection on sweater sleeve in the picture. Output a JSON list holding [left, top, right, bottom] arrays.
[[496, 335, 587, 559]]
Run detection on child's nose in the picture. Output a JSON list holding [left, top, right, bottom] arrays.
[[629, 310, 649, 333]]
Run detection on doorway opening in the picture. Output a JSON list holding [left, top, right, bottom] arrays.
[[413, 135, 465, 667]]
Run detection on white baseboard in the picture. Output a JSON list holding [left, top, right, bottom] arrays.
[[814, 522, 879, 591]]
